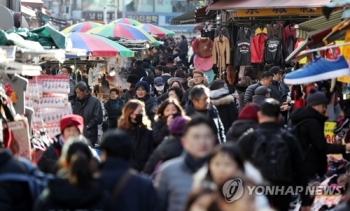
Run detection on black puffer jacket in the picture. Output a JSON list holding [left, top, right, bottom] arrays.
[[226, 119, 259, 142], [139, 95, 157, 123], [126, 125, 154, 171], [34, 177, 112, 211], [0, 150, 32, 211], [210, 88, 238, 133], [244, 82, 262, 104], [152, 119, 169, 146], [270, 80, 288, 103], [143, 135, 183, 174], [290, 106, 346, 178], [73, 94, 103, 145]]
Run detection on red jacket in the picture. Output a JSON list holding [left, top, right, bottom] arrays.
[[250, 34, 267, 63]]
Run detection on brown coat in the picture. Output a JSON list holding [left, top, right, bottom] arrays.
[[212, 35, 231, 69]]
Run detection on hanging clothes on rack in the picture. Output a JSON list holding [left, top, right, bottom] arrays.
[[250, 33, 267, 64], [212, 35, 231, 76], [263, 36, 284, 66], [214, 26, 233, 49], [234, 28, 251, 67], [201, 22, 215, 41], [1, 73, 28, 115], [267, 21, 284, 40]]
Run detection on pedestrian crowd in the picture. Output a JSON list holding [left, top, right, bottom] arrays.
[[1, 35, 349, 211]]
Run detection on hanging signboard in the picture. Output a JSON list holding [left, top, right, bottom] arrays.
[[233, 7, 322, 18]]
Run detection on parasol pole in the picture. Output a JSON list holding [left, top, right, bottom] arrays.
[[114, 0, 118, 20]]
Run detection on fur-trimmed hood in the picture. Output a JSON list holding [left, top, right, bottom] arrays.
[[210, 88, 234, 107], [188, 76, 209, 88]]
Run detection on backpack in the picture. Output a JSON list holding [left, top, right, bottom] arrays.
[[251, 129, 293, 183], [0, 158, 54, 201], [145, 68, 155, 84], [287, 119, 313, 157]]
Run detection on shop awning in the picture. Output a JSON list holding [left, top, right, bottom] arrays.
[[299, 10, 343, 31], [171, 9, 196, 25], [21, 5, 36, 17], [208, 0, 331, 11]]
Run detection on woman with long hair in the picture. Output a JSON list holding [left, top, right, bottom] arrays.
[[118, 99, 154, 171], [152, 98, 185, 146], [34, 137, 112, 211]]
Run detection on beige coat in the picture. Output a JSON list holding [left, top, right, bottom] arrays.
[[212, 35, 231, 69]]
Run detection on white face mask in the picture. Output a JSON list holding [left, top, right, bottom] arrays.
[[156, 85, 164, 91]]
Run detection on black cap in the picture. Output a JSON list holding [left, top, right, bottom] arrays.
[[127, 74, 139, 84], [210, 79, 225, 90], [269, 66, 281, 75], [307, 88, 329, 106], [100, 129, 132, 159], [255, 86, 271, 95]]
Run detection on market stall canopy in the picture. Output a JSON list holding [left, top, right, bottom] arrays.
[[109, 18, 142, 26], [299, 10, 343, 32], [136, 24, 175, 37], [67, 32, 134, 57], [87, 23, 159, 46], [207, 0, 332, 11], [21, 6, 37, 17], [61, 21, 103, 34], [30, 24, 69, 49], [171, 9, 196, 24]]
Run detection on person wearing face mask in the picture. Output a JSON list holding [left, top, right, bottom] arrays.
[[118, 99, 154, 171], [154, 77, 166, 97], [209, 79, 238, 134]]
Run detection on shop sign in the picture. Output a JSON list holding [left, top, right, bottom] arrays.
[[125, 14, 158, 24], [343, 30, 350, 61], [234, 7, 322, 17], [324, 121, 336, 144], [82, 12, 116, 21]]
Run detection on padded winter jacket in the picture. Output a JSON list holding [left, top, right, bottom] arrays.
[[244, 82, 262, 104], [250, 34, 267, 63]]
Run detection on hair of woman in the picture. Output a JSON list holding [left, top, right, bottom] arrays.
[[204, 143, 245, 182], [60, 136, 94, 188], [118, 99, 151, 130], [155, 98, 184, 121]]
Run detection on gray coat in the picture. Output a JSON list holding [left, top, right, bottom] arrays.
[[154, 155, 193, 211]]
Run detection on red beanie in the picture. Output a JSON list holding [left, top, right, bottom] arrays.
[[238, 104, 259, 122], [60, 114, 84, 134]]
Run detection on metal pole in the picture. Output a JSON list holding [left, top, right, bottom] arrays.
[[122, 0, 125, 18], [114, 0, 118, 20]]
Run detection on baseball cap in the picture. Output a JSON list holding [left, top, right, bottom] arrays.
[[154, 77, 164, 86], [255, 86, 271, 96]]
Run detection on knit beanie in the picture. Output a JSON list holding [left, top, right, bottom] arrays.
[[168, 116, 189, 136], [306, 88, 329, 107], [135, 81, 150, 93], [238, 104, 259, 122], [60, 114, 84, 134]]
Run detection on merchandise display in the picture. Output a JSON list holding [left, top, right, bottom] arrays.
[[27, 75, 72, 138]]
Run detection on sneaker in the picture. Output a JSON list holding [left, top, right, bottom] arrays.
[[284, 56, 350, 85]]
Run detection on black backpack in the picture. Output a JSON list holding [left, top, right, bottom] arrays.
[[287, 119, 313, 158], [251, 129, 293, 183]]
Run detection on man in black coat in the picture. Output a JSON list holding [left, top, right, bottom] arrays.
[[73, 81, 103, 146], [290, 88, 350, 180], [98, 129, 158, 211], [209, 80, 238, 133], [0, 149, 32, 211], [236, 99, 311, 211], [269, 66, 288, 103]]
